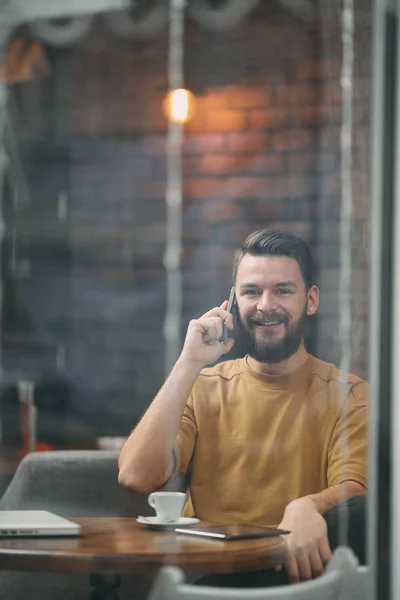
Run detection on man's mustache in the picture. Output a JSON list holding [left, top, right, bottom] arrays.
[[247, 312, 289, 326]]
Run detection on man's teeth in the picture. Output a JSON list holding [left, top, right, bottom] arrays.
[[257, 321, 281, 326]]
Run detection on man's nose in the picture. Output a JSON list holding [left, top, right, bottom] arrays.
[[256, 291, 278, 312]]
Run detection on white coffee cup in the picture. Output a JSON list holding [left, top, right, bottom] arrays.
[[148, 491, 186, 522]]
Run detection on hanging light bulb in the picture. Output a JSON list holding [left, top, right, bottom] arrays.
[[163, 88, 195, 124]]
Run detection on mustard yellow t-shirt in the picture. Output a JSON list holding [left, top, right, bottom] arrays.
[[174, 354, 368, 527]]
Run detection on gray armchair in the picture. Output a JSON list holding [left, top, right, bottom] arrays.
[[0, 449, 149, 517], [0, 449, 160, 600], [148, 547, 361, 600]]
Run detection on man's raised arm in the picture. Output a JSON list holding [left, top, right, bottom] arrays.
[[118, 303, 234, 493]]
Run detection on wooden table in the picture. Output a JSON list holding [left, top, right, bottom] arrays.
[[0, 518, 288, 599]]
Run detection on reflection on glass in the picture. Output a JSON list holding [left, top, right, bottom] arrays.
[[0, 0, 375, 595]]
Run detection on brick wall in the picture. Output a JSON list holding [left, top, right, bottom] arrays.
[[5, 0, 372, 436]]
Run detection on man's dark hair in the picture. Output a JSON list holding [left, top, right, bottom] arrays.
[[232, 229, 314, 289]]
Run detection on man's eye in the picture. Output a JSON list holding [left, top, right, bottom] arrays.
[[277, 289, 291, 295], [243, 290, 259, 296]]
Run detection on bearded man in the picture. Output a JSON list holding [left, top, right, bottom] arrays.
[[118, 229, 368, 587]]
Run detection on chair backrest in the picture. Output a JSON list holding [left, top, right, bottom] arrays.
[[0, 449, 174, 600], [0, 450, 151, 517], [147, 547, 359, 600]]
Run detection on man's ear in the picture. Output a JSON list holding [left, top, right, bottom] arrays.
[[307, 285, 319, 316]]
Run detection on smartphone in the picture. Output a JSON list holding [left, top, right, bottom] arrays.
[[175, 524, 290, 541], [222, 287, 236, 346]]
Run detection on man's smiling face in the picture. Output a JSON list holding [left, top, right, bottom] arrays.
[[235, 254, 319, 364]]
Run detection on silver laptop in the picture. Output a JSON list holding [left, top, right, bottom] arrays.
[[0, 510, 81, 537]]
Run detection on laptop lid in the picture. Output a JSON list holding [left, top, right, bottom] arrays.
[[0, 510, 81, 537]]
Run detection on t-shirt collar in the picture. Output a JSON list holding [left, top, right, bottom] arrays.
[[241, 354, 314, 390]]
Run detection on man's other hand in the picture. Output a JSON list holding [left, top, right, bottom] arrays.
[[276, 497, 333, 583]]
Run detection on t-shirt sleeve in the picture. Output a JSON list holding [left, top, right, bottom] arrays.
[[327, 381, 368, 489], [173, 392, 197, 478]]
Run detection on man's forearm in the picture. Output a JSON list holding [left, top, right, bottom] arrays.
[[118, 357, 201, 493], [118, 301, 233, 493], [301, 480, 367, 515], [277, 481, 367, 582]]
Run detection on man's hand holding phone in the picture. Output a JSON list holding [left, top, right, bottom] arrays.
[[180, 297, 235, 371]]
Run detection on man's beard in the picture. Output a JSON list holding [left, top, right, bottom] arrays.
[[238, 305, 308, 364]]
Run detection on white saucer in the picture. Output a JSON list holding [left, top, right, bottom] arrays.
[[137, 516, 200, 529]]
